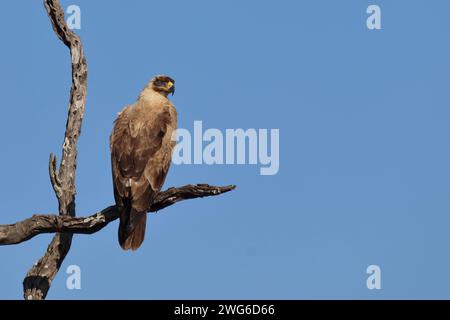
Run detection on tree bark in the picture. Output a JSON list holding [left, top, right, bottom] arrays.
[[22, 0, 88, 300], [0, 184, 235, 246]]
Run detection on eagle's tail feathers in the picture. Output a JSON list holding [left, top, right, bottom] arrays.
[[118, 207, 147, 251]]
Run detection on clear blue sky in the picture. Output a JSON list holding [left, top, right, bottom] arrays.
[[1, 0, 450, 299]]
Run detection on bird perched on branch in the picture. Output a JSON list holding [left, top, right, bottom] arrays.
[[110, 75, 177, 250]]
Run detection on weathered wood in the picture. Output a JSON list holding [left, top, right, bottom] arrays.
[[22, 0, 88, 300], [0, 184, 235, 246]]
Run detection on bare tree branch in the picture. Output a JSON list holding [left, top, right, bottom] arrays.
[[0, 184, 235, 246], [22, 0, 88, 300], [48, 153, 62, 198]]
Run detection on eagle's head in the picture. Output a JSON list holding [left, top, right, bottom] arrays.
[[150, 75, 175, 97]]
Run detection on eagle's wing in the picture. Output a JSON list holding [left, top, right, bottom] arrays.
[[110, 105, 172, 211]]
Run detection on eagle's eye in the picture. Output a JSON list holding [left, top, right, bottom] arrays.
[[154, 80, 165, 87]]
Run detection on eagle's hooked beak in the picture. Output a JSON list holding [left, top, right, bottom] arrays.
[[167, 81, 175, 96]]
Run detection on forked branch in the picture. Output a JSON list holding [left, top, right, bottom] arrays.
[[0, 184, 235, 246]]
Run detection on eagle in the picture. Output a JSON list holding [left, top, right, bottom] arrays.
[[110, 75, 177, 250]]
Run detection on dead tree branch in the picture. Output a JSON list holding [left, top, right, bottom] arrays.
[[0, 184, 235, 246], [21, 0, 88, 301], [0, 0, 235, 300]]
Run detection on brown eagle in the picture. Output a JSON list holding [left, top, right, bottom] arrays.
[[110, 75, 177, 250]]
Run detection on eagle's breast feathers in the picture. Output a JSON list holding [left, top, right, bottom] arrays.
[[111, 98, 177, 211]]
